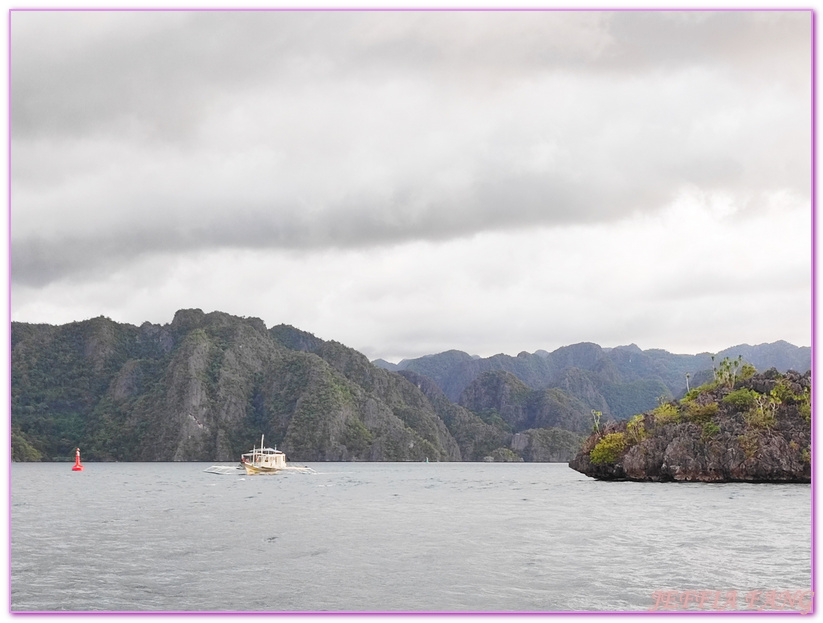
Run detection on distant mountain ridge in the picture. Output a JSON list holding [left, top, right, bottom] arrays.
[[373, 341, 810, 420]]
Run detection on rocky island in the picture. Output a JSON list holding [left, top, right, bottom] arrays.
[[569, 363, 811, 483]]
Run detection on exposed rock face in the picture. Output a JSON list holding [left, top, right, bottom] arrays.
[[458, 371, 533, 429], [11, 311, 492, 462], [458, 370, 593, 434], [569, 370, 811, 483], [399, 370, 510, 461]]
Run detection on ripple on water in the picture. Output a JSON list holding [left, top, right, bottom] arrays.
[[9, 462, 811, 612]]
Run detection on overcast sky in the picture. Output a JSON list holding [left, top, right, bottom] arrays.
[[10, 9, 812, 362]]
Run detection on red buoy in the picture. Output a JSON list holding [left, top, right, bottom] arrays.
[[72, 447, 84, 471]]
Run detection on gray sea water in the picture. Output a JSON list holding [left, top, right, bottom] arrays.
[[10, 462, 812, 613]]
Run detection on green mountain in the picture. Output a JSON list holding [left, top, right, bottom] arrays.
[[375, 341, 810, 421], [13, 311, 458, 462], [395, 370, 511, 461], [458, 371, 592, 434], [12, 310, 806, 464], [11, 310, 576, 463]]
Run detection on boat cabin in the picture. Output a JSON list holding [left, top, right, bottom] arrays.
[[242, 446, 287, 470]]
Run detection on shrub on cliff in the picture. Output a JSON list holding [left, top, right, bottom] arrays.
[[799, 401, 811, 424], [769, 378, 811, 423], [625, 414, 649, 444], [685, 401, 718, 424], [590, 432, 627, 464], [713, 355, 755, 389], [701, 421, 720, 441], [722, 388, 758, 410], [743, 395, 778, 430], [651, 402, 680, 424]]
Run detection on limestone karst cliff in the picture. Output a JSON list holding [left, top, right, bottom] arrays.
[[12, 310, 571, 462], [12, 310, 810, 469], [13, 310, 472, 462], [569, 368, 811, 483]]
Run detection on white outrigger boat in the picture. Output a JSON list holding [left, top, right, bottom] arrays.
[[241, 435, 287, 474], [239, 435, 314, 475], [203, 435, 315, 475]]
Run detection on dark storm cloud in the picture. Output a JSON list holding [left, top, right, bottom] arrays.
[[8, 175, 586, 286], [11, 10, 812, 287], [11, 11, 611, 142], [12, 11, 808, 138]]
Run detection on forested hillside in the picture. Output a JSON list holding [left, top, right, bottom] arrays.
[[375, 341, 810, 420], [11, 310, 577, 462], [12, 310, 808, 464]]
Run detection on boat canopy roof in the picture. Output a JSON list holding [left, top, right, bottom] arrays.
[[243, 447, 284, 456]]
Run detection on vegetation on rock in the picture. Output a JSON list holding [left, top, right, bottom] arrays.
[[569, 366, 811, 483], [589, 433, 627, 465]]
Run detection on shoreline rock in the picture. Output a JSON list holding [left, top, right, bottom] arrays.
[[569, 368, 811, 483]]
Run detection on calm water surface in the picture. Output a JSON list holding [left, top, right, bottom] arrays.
[[10, 462, 811, 612]]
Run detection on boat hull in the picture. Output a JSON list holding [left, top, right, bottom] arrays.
[[243, 463, 280, 475]]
